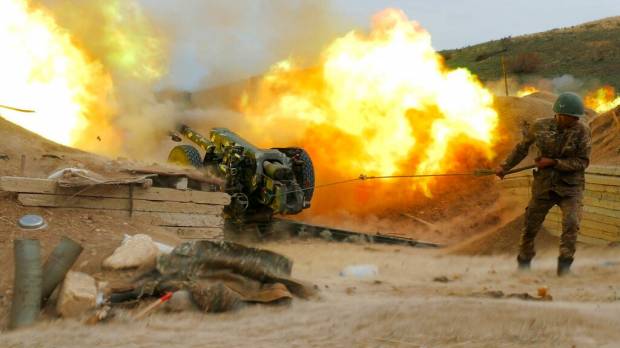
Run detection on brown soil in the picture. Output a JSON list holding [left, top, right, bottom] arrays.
[[1, 241, 620, 347], [589, 106, 620, 165], [0, 92, 619, 345], [446, 212, 559, 256]]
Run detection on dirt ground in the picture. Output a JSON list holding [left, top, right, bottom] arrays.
[[1, 240, 620, 348], [0, 96, 619, 347]]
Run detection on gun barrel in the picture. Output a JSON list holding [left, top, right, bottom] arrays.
[[178, 125, 214, 152]]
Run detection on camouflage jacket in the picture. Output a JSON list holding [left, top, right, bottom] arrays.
[[501, 117, 591, 198]]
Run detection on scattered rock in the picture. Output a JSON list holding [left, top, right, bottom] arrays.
[[474, 289, 552, 301], [319, 229, 333, 241], [339, 264, 378, 278], [0, 154, 8, 160], [344, 235, 368, 244], [537, 286, 549, 298], [433, 276, 450, 283], [103, 234, 159, 270], [42, 154, 62, 160], [84, 305, 113, 325], [56, 271, 97, 318], [602, 260, 620, 267]]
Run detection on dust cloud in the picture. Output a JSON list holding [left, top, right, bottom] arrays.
[[33, 0, 355, 160]]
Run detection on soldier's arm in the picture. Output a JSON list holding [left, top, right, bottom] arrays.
[[554, 126, 592, 172], [501, 123, 536, 171]]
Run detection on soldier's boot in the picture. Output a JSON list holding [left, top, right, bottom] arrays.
[[517, 256, 531, 271], [557, 257, 573, 277]]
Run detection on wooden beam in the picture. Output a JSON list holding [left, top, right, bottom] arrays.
[[584, 190, 620, 202], [582, 205, 620, 219], [39, 207, 225, 228], [543, 221, 619, 243], [545, 214, 619, 235], [17, 193, 224, 215], [137, 212, 224, 228], [1, 176, 230, 205], [585, 174, 620, 187], [583, 197, 620, 211], [587, 166, 620, 176], [548, 207, 620, 226], [587, 183, 620, 194]]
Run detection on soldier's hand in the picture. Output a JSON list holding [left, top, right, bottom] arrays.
[[535, 157, 557, 169], [494, 167, 505, 179]]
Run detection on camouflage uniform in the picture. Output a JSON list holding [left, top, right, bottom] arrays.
[[501, 117, 591, 262]]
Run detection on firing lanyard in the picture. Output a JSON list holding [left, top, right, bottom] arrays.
[[289, 164, 536, 194]]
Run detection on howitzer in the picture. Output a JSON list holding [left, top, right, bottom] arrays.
[[168, 125, 315, 224]]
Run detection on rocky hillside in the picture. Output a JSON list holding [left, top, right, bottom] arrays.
[[441, 17, 620, 88]]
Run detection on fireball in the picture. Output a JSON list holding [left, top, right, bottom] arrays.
[[0, 0, 164, 155], [585, 86, 620, 113], [240, 9, 498, 200]]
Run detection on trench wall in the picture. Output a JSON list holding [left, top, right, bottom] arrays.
[[499, 165, 620, 244]]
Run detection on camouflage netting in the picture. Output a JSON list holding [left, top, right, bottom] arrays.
[[124, 241, 315, 313]]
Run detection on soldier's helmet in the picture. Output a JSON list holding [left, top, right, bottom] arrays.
[[553, 92, 585, 118]]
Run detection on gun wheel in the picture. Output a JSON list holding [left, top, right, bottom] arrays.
[[275, 147, 315, 201], [167, 145, 203, 168]]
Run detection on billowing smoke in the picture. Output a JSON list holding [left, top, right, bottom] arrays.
[[35, 0, 179, 159], [32, 0, 356, 160], [140, 0, 352, 90]]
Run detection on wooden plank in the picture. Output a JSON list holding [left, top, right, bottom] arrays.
[[545, 214, 619, 235], [1, 176, 230, 205], [583, 197, 620, 211], [585, 174, 620, 187], [163, 227, 224, 240], [583, 205, 620, 219], [137, 212, 224, 228], [136, 199, 224, 214], [548, 208, 620, 226], [502, 186, 620, 202], [587, 166, 620, 176], [544, 221, 619, 244], [18, 193, 225, 215], [576, 234, 617, 245], [586, 183, 620, 194], [580, 228, 620, 241], [584, 190, 620, 202], [506, 195, 619, 211], [41, 207, 225, 228]]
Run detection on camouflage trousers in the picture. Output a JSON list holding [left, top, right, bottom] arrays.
[[519, 190, 583, 261]]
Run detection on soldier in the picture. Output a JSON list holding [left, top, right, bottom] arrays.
[[495, 92, 591, 276]]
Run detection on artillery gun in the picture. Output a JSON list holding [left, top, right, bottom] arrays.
[[168, 125, 315, 226]]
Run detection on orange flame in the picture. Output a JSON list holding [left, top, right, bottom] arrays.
[[0, 0, 164, 155], [585, 86, 620, 113], [516, 85, 539, 97], [239, 9, 499, 213]]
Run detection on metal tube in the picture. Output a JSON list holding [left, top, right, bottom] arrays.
[[41, 236, 83, 303], [179, 124, 214, 152], [9, 239, 42, 330]]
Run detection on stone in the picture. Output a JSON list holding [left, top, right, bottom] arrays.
[[103, 234, 159, 270], [56, 271, 97, 318]]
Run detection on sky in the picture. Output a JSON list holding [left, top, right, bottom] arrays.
[[139, 0, 619, 90]]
